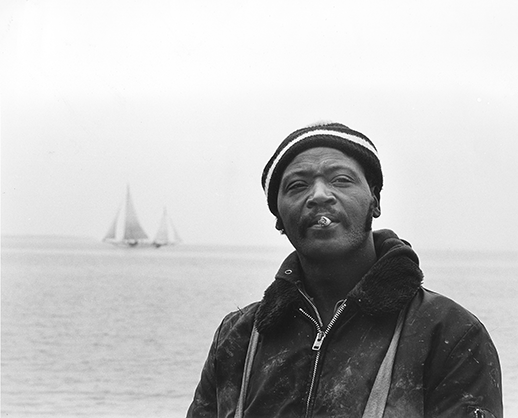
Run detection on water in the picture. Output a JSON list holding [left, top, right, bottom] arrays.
[[2, 236, 517, 417]]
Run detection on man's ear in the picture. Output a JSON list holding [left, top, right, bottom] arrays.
[[371, 187, 381, 218], [275, 217, 285, 234]]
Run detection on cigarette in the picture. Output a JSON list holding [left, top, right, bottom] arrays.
[[318, 216, 332, 227]]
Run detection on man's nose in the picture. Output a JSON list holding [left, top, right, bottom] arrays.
[[306, 180, 336, 207]]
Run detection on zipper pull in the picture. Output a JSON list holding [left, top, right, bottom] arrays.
[[312, 331, 325, 351]]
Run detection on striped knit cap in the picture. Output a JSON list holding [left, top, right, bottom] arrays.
[[261, 122, 383, 216]]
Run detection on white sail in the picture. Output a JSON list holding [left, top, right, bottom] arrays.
[[152, 207, 180, 247], [103, 207, 120, 241], [103, 185, 149, 246], [122, 186, 148, 242]]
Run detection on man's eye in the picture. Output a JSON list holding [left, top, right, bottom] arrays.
[[333, 176, 352, 185], [287, 181, 306, 191]]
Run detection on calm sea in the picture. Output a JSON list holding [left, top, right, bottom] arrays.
[[2, 236, 517, 417]]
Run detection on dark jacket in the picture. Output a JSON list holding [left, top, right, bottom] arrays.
[[187, 230, 503, 418]]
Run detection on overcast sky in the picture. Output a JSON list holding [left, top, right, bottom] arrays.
[[2, 0, 517, 251]]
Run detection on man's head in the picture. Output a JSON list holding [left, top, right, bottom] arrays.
[[262, 122, 383, 216], [261, 122, 383, 258]]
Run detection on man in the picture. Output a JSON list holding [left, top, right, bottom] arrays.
[[187, 122, 503, 417]]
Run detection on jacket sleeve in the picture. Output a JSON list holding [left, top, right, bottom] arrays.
[[424, 321, 503, 418], [186, 324, 222, 418]]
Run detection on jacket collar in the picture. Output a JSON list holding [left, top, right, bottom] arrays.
[[255, 229, 423, 334]]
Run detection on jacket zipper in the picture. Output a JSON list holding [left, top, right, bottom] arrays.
[[299, 299, 348, 418]]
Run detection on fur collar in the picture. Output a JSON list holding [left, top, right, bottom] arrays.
[[255, 229, 423, 334]]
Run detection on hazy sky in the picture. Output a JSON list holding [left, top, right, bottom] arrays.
[[2, 0, 517, 251]]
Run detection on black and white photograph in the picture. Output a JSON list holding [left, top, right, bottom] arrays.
[[2, 1, 517, 417]]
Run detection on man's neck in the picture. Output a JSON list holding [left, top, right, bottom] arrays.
[[298, 236, 378, 325]]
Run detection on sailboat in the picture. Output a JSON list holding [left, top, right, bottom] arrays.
[[152, 207, 181, 248], [103, 185, 149, 246]]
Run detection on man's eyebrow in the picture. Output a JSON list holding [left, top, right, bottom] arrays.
[[282, 167, 313, 178]]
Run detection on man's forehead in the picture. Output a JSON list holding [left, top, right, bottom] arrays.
[[289, 147, 349, 162], [283, 147, 361, 173]]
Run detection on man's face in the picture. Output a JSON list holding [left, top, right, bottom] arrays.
[[277, 147, 380, 261]]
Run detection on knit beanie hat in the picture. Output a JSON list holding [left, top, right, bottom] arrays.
[[261, 122, 383, 216]]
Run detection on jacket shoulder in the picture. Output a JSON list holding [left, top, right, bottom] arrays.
[[406, 287, 498, 370], [417, 287, 484, 326], [216, 301, 261, 341]]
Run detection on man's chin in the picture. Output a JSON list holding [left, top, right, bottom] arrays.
[[293, 231, 373, 261], [297, 240, 351, 261]]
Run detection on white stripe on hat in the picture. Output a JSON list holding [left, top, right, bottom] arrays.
[[264, 129, 379, 198]]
